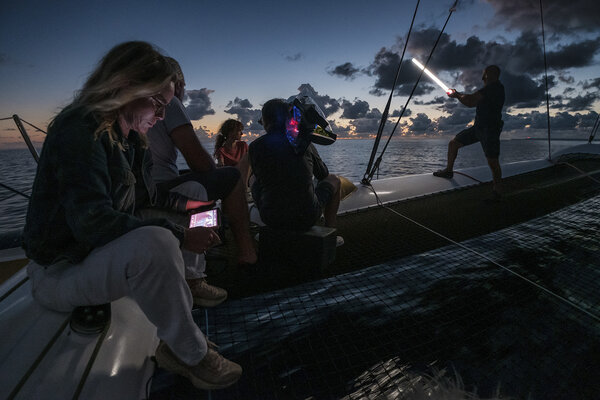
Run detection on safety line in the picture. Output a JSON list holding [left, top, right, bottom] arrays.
[[0, 182, 31, 199], [366, 184, 600, 323], [452, 171, 484, 184], [20, 118, 47, 134], [558, 161, 600, 185]]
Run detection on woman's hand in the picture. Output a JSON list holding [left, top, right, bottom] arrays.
[[183, 227, 221, 254]]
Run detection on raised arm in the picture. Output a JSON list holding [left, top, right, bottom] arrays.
[[448, 89, 483, 108]]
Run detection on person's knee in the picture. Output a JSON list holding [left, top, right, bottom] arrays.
[[128, 226, 181, 262], [170, 181, 208, 202], [324, 174, 341, 193], [126, 226, 184, 276], [449, 139, 462, 149]]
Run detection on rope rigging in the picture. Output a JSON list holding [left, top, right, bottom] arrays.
[[363, 0, 420, 185], [589, 113, 599, 144], [362, 0, 459, 185], [539, 0, 552, 160]]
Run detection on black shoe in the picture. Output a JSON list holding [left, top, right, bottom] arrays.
[[433, 169, 453, 179]]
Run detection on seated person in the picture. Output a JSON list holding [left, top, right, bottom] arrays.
[[22, 41, 241, 390], [146, 58, 257, 267], [214, 119, 248, 166], [214, 119, 252, 187], [249, 98, 341, 235]]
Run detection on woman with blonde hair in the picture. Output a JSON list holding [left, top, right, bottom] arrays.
[[23, 41, 242, 390]]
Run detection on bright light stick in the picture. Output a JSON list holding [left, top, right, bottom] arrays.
[[411, 58, 452, 94]]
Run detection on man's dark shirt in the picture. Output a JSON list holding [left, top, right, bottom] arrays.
[[23, 106, 185, 265], [475, 80, 505, 130], [249, 131, 328, 230]]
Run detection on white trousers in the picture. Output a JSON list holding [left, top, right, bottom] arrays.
[[27, 226, 206, 365], [138, 180, 211, 280], [136, 207, 206, 280]]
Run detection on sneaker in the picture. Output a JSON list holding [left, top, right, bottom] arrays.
[[187, 278, 227, 308], [433, 169, 453, 179], [155, 341, 242, 390], [336, 236, 345, 247]]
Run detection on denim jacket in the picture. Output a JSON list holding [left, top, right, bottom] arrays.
[[22, 106, 186, 265]]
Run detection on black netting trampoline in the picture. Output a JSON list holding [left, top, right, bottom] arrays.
[[151, 194, 600, 400]]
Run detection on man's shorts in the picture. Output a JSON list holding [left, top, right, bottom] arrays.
[[455, 125, 502, 158]]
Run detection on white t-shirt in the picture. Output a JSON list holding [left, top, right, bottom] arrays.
[[146, 97, 191, 183]]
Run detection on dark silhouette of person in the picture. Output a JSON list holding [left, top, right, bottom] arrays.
[[434, 65, 505, 197]]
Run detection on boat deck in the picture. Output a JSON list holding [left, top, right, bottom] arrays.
[[209, 157, 600, 299], [151, 192, 600, 399]]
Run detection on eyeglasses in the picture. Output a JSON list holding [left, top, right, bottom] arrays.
[[149, 95, 168, 117]]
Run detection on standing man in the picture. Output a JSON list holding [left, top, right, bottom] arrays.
[[433, 65, 505, 197], [146, 57, 257, 279]]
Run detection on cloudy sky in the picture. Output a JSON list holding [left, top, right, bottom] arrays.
[[0, 0, 598, 148]]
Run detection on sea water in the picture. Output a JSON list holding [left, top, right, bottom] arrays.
[[0, 138, 587, 235]]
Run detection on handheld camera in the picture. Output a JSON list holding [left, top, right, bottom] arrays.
[[286, 96, 337, 154]]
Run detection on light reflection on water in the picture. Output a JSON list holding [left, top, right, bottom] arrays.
[[0, 139, 588, 234]]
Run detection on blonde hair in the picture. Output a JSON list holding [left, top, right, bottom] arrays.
[[69, 41, 176, 148]]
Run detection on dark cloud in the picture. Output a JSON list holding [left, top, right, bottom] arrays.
[[547, 38, 600, 69], [340, 99, 370, 119], [294, 83, 341, 116], [328, 62, 360, 80], [224, 97, 262, 131], [501, 71, 546, 108], [229, 97, 252, 109], [390, 108, 412, 117], [485, 0, 600, 34], [407, 30, 545, 79], [435, 107, 476, 133], [501, 110, 597, 135], [582, 78, 600, 91], [409, 113, 433, 134], [184, 89, 215, 120], [579, 111, 600, 130], [553, 93, 597, 111], [365, 48, 434, 97], [558, 73, 575, 84], [350, 118, 382, 138], [285, 53, 303, 62], [363, 28, 594, 102], [414, 96, 446, 105]]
